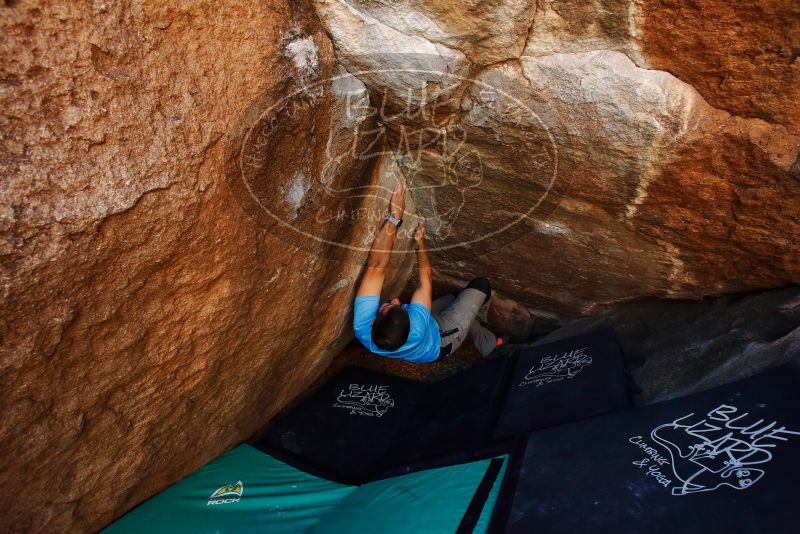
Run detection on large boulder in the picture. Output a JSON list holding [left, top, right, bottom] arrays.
[[0, 1, 414, 531], [313, 0, 800, 320]]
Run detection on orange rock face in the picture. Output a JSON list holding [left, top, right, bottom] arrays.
[[315, 0, 800, 318], [640, 0, 800, 132], [0, 1, 414, 531]]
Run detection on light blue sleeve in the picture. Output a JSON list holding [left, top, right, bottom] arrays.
[[406, 303, 439, 362], [353, 295, 380, 347], [406, 303, 433, 328]]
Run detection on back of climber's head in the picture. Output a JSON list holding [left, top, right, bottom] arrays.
[[372, 304, 410, 351]]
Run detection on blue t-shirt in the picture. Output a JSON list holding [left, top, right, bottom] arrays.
[[353, 295, 441, 363]]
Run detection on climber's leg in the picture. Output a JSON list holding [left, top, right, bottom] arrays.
[[431, 293, 456, 315], [469, 318, 498, 357], [436, 278, 496, 358], [465, 276, 491, 302]]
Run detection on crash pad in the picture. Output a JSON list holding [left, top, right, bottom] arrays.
[[255, 328, 630, 482], [493, 327, 629, 439], [492, 365, 800, 533], [103, 444, 508, 534]]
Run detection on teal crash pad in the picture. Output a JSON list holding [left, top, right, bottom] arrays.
[[104, 445, 506, 534]]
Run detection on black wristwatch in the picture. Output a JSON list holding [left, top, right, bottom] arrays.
[[385, 213, 403, 227]]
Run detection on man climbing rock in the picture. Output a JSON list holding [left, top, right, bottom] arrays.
[[353, 177, 503, 363]]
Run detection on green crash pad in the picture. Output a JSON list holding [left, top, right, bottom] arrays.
[[104, 445, 506, 534]]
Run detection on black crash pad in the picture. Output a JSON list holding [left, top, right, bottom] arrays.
[[253, 367, 424, 483], [253, 361, 512, 483], [253, 328, 631, 483], [377, 357, 512, 477], [492, 365, 800, 534], [493, 327, 629, 439]]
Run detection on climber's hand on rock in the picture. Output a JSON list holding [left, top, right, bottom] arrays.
[[390, 176, 407, 219]]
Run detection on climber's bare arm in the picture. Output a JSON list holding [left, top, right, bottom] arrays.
[[356, 221, 395, 296], [410, 224, 432, 310], [356, 177, 406, 297]]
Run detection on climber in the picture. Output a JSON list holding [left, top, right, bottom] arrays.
[[353, 176, 503, 363]]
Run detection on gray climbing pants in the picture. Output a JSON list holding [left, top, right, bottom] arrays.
[[432, 288, 497, 359]]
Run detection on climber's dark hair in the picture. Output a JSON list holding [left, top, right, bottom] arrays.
[[372, 306, 410, 351]]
